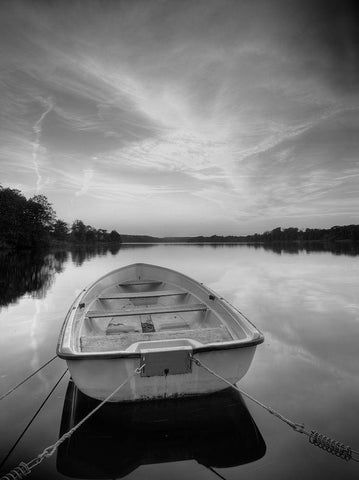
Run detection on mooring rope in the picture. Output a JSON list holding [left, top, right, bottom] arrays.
[[191, 356, 359, 463], [0, 365, 145, 480], [0, 355, 58, 402], [204, 465, 228, 480], [0, 369, 68, 471]]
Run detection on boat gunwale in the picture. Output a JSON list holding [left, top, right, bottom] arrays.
[[57, 263, 264, 360], [57, 335, 264, 360]]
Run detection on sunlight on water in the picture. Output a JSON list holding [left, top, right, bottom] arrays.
[[0, 245, 358, 479]]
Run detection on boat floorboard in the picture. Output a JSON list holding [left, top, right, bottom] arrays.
[[80, 327, 233, 352]]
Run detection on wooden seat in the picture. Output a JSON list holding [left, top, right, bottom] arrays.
[[100, 289, 185, 300], [80, 327, 233, 352], [118, 280, 162, 286], [87, 303, 207, 318]]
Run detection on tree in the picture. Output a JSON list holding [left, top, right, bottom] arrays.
[[53, 220, 69, 240], [23, 195, 56, 246], [0, 186, 28, 247], [96, 229, 107, 242], [283, 227, 299, 242], [1, 185, 124, 249], [109, 230, 121, 243], [28, 195, 56, 229], [85, 225, 97, 242], [71, 220, 86, 242]]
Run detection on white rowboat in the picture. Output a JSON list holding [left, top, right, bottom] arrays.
[[57, 263, 264, 402]]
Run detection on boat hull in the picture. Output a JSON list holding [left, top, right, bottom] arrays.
[[59, 263, 264, 402], [67, 345, 257, 402]]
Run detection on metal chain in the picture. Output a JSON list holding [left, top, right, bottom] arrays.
[[191, 357, 304, 431], [0, 365, 145, 480], [191, 356, 358, 462], [0, 369, 68, 471]]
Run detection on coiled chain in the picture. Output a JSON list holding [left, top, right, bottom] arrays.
[[309, 431, 352, 461], [0, 462, 30, 480]]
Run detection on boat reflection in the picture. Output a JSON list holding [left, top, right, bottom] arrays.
[[57, 381, 266, 479]]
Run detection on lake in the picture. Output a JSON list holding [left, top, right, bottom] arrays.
[[0, 244, 359, 479]]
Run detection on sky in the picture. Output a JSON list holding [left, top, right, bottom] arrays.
[[1, 0, 359, 236]]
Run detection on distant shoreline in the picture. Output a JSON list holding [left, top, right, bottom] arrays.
[[119, 225, 359, 245], [2, 239, 358, 259], [1, 237, 358, 253]]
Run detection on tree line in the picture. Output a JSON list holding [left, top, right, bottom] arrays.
[[2, 185, 358, 250], [187, 225, 359, 244], [0, 186, 121, 249]]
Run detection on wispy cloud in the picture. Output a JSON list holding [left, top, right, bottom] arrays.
[[32, 97, 53, 193], [75, 168, 94, 197]]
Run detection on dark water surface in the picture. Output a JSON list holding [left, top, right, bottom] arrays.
[[0, 244, 358, 479]]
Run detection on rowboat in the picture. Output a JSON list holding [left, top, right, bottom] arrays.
[[57, 263, 264, 402], [57, 381, 266, 478]]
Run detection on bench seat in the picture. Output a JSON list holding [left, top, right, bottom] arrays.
[[100, 289, 185, 299], [87, 303, 206, 318]]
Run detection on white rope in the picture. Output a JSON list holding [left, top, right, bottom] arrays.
[[0, 365, 145, 480]]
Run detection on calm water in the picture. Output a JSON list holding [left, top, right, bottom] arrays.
[[0, 244, 359, 479]]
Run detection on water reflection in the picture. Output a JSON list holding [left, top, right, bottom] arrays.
[[1, 241, 357, 310], [69, 243, 154, 266], [0, 250, 68, 308], [0, 244, 358, 479], [261, 241, 359, 256], [57, 382, 266, 479], [188, 242, 359, 256], [70, 244, 122, 266], [0, 245, 125, 308]]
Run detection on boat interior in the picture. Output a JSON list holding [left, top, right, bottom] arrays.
[[78, 279, 242, 353]]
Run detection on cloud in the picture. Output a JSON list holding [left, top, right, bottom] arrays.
[[75, 168, 94, 197], [0, 0, 359, 233], [32, 97, 53, 192]]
